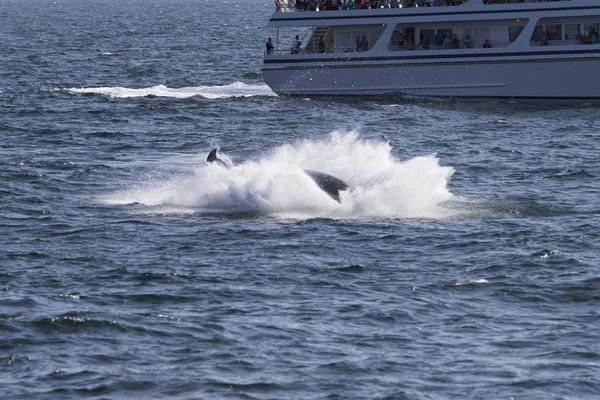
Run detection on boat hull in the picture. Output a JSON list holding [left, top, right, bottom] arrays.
[[263, 54, 600, 101]]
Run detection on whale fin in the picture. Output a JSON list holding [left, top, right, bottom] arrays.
[[206, 148, 230, 169], [207, 149, 218, 163]]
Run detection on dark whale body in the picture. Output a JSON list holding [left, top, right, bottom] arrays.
[[303, 170, 349, 203], [206, 148, 230, 169], [206, 149, 349, 203]]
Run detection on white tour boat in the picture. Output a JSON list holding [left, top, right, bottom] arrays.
[[262, 0, 600, 101]]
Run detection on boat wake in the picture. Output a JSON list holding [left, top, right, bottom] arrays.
[[102, 132, 456, 219], [66, 82, 276, 99]]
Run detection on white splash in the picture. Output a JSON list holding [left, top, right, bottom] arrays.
[[67, 82, 275, 99], [103, 132, 455, 219]]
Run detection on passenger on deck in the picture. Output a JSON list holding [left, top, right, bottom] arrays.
[[590, 27, 599, 44], [318, 36, 326, 53], [354, 36, 360, 52], [308, 0, 318, 10], [292, 35, 301, 54], [419, 35, 430, 50], [581, 31, 590, 45], [540, 31, 549, 46], [483, 39, 491, 48], [463, 34, 471, 49], [359, 35, 369, 51], [433, 31, 444, 49], [443, 33, 453, 49], [451, 34, 460, 49], [407, 36, 415, 50], [289, 0, 296, 10], [275, 0, 284, 12], [398, 33, 405, 49], [266, 37, 274, 54]]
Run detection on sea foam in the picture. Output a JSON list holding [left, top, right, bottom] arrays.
[[67, 82, 275, 99]]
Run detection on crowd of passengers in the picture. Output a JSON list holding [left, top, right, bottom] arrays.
[[275, 0, 466, 12], [274, 0, 575, 12], [485, 1, 571, 4], [277, 32, 491, 54], [394, 32, 494, 50]]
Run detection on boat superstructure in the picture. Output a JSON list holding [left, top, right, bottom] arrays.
[[262, 0, 600, 101]]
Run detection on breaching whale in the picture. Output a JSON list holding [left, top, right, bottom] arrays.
[[206, 148, 349, 203]]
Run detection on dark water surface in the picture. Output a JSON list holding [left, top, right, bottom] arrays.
[[1, 1, 599, 399]]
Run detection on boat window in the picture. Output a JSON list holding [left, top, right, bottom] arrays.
[[545, 25, 563, 41], [508, 26, 524, 42], [388, 22, 523, 50], [419, 29, 435, 45], [530, 18, 600, 46], [565, 24, 580, 40], [587, 23, 600, 37], [531, 25, 544, 42], [533, 24, 563, 43], [437, 28, 454, 38], [331, 25, 386, 53], [389, 26, 417, 51]]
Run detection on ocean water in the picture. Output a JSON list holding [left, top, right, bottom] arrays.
[[1, 0, 600, 399]]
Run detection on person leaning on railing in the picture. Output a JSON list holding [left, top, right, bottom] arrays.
[[590, 27, 599, 44]]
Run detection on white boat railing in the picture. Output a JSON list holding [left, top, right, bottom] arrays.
[[266, 43, 504, 55], [265, 38, 598, 56]]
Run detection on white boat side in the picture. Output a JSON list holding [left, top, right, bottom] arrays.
[[262, 0, 600, 100]]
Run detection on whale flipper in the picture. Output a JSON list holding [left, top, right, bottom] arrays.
[[304, 170, 349, 203], [206, 148, 230, 169]]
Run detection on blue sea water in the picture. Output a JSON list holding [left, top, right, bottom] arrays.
[[1, 0, 600, 399]]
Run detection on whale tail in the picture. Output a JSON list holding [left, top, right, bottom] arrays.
[[206, 148, 230, 169]]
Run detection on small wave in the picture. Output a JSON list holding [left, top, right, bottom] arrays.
[[534, 249, 560, 259], [553, 169, 594, 179], [454, 279, 489, 286], [66, 82, 276, 99], [30, 313, 123, 334]]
